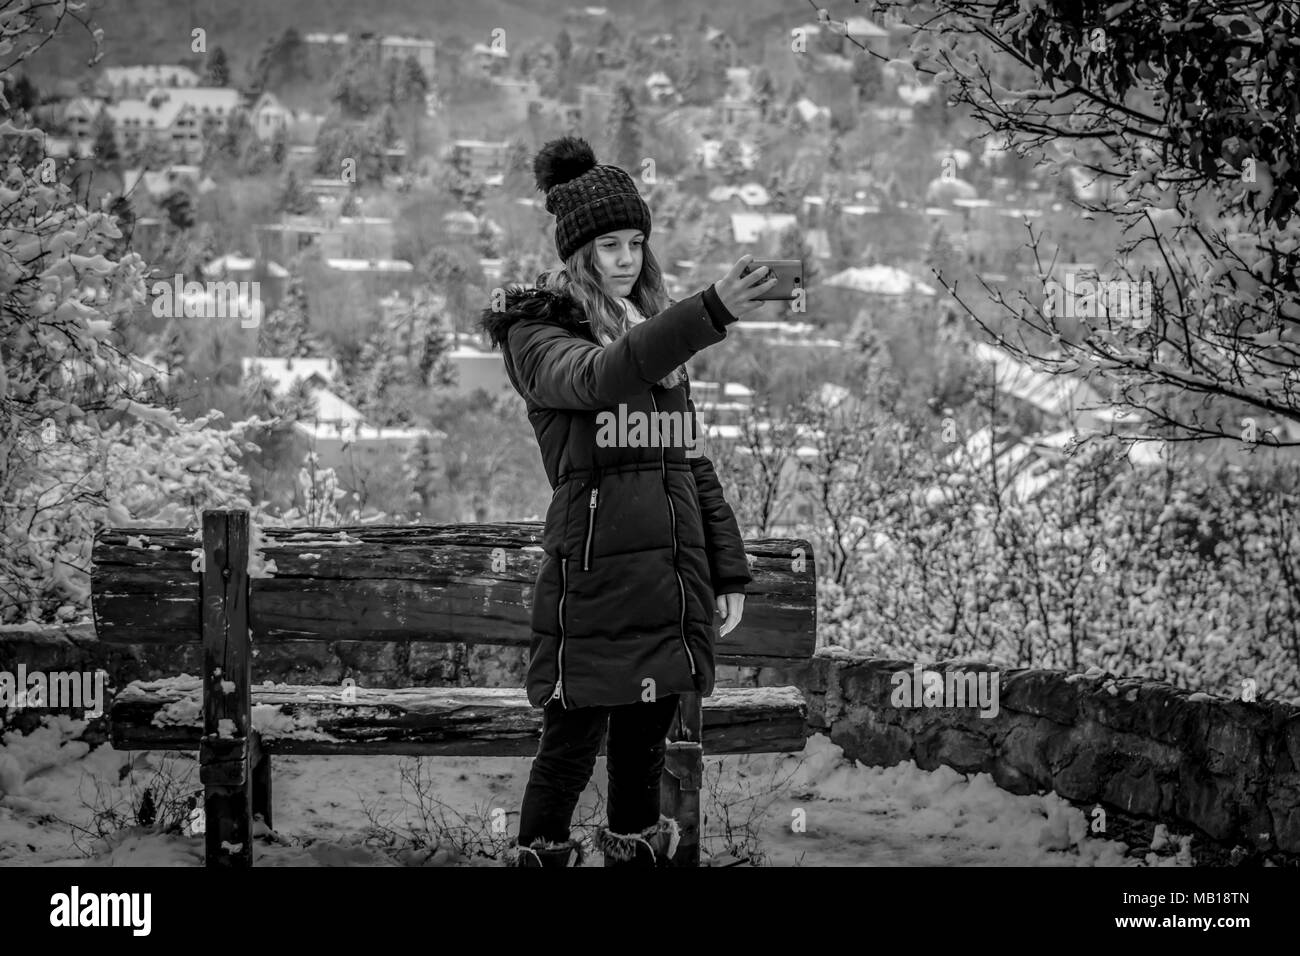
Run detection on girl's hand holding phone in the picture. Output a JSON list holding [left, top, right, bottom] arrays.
[[713, 254, 778, 321]]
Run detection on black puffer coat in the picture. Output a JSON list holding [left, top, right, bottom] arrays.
[[479, 280, 753, 709]]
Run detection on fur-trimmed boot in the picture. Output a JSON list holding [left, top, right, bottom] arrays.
[[595, 814, 681, 867], [511, 836, 586, 867]]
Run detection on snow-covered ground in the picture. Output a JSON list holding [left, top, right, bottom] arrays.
[[0, 715, 1193, 866]]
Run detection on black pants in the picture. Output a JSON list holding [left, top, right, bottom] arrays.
[[516, 694, 680, 845]]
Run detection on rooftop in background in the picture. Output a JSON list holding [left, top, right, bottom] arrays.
[[378, 36, 437, 48], [324, 258, 413, 272], [709, 183, 770, 206], [99, 64, 199, 88], [203, 254, 289, 279], [799, 15, 890, 38], [292, 421, 437, 443], [241, 356, 338, 391], [824, 265, 937, 296], [730, 212, 799, 243], [451, 138, 509, 149], [302, 387, 364, 425], [971, 342, 1106, 421]]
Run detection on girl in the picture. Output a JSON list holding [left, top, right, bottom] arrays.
[[478, 136, 778, 867]]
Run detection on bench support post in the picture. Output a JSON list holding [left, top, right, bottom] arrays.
[[251, 731, 272, 831], [200, 510, 253, 868], [660, 691, 703, 867]]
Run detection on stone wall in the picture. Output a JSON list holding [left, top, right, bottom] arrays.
[[723, 646, 1300, 863]]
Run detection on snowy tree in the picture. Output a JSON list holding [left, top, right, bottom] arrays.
[[878, 0, 1300, 448], [349, 289, 455, 425], [0, 7, 290, 623]]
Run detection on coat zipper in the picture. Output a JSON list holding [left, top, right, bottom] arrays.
[[583, 476, 599, 571], [550, 557, 570, 708], [651, 392, 695, 677]]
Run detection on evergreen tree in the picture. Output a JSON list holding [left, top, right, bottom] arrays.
[[92, 116, 118, 162], [351, 290, 454, 423], [693, 212, 726, 266], [422, 245, 478, 336], [716, 138, 745, 185], [473, 219, 499, 258], [250, 28, 309, 95], [399, 56, 429, 104], [597, 20, 621, 51], [404, 433, 441, 517], [751, 67, 776, 121], [926, 223, 959, 285], [160, 188, 195, 231], [788, 107, 809, 137], [257, 277, 322, 358], [503, 137, 531, 193], [269, 125, 288, 166], [677, 58, 704, 105], [625, 34, 648, 72], [787, 74, 807, 106], [277, 168, 316, 215], [610, 83, 642, 172], [206, 47, 230, 87], [314, 119, 385, 183], [104, 193, 135, 256], [9, 73, 38, 111], [777, 223, 819, 289], [499, 248, 525, 287], [177, 221, 220, 277], [442, 154, 485, 213], [332, 43, 385, 118], [375, 104, 400, 146], [827, 136, 844, 173]]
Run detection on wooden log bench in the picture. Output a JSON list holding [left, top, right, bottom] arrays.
[[92, 509, 817, 867]]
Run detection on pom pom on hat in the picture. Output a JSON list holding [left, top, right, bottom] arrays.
[[533, 136, 598, 192]]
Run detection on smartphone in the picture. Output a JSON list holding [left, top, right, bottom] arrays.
[[742, 258, 803, 301]]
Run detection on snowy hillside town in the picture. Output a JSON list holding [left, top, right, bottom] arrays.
[[0, 0, 1296, 926]]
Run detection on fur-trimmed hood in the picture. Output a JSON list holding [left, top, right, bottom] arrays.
[[478, 276, 596, 351]]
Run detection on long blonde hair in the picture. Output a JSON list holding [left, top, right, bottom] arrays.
[[541, 236, 686, 390]]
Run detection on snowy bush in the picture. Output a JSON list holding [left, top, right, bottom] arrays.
[[0, 8, 386, 623], [815, 436, 1300, 703]]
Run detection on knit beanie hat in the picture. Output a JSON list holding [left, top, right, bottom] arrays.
[[533, 136, 652, 262]]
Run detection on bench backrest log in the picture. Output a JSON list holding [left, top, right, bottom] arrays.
[[91, 510, 818, 666]]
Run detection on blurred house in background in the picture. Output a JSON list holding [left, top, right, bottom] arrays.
[[95, 64, 199, 100]]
